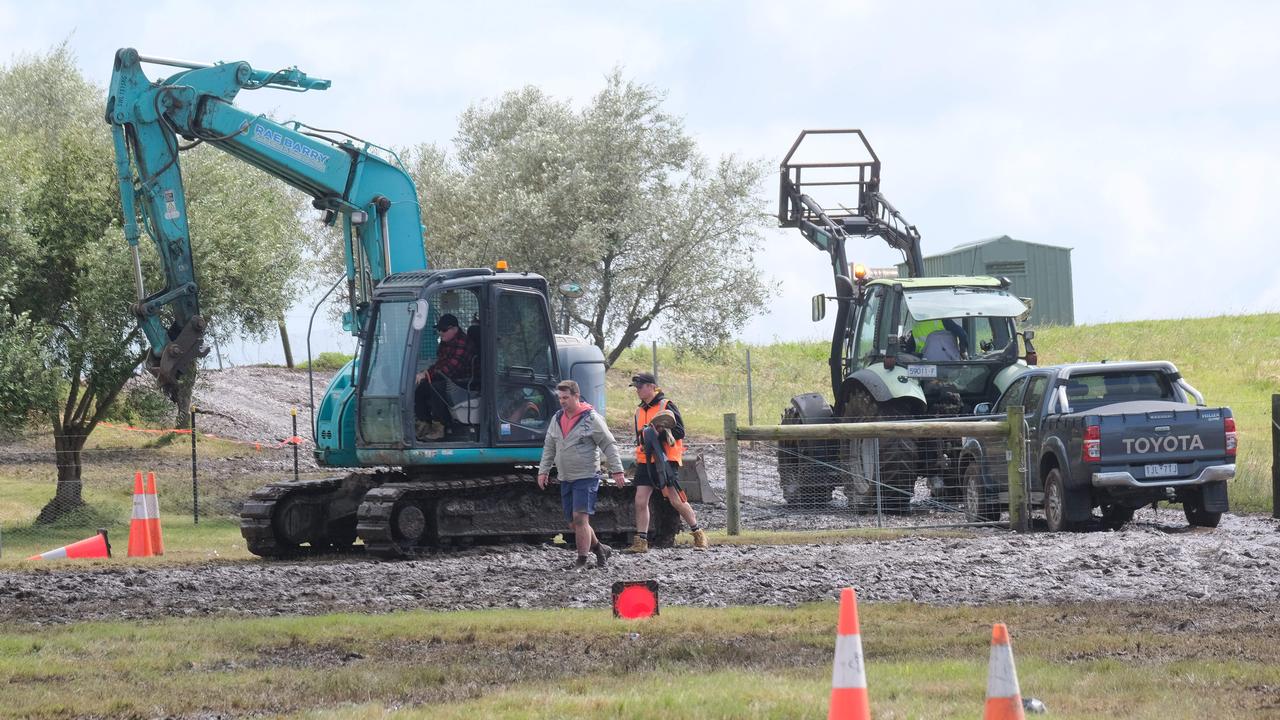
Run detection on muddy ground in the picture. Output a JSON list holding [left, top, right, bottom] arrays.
[[2, 511, 1278, 626], [2, 367, 1278, 628]]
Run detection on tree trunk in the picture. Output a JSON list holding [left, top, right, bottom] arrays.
[[34, 428, 88, 524], [279, 318, 295, 369]]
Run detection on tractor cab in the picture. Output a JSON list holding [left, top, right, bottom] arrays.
[[841, 275, 1035, 415], [356, 269, 561, 455]]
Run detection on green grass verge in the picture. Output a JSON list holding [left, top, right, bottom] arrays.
[[1, 602, 1276, 719]]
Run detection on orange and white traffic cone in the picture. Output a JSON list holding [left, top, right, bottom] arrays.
[[145, 471, 165, 555], [983, 623, 1026, 720], [28, 529, 111, 560], [828, 587, 870, 720], [127, 471, 156, 557]]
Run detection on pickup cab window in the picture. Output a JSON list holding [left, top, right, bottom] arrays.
[[1023, 376, 1049, 418], [1062, 371, 1176, 412], [994, 376, 1029, 413]]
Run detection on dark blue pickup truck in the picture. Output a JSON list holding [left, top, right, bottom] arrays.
[[962, 361, 1236, 531]]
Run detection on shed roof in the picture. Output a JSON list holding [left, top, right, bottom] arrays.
[[928, 235, 1073, 258]]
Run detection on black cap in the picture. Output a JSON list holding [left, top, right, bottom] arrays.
[[434, 313, 460, 331], [629, 372, 657, 387]]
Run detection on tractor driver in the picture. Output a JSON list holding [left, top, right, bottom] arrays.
[[414, 313, 473, 440]]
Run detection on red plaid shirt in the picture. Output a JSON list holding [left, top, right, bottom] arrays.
[[429, 333, 471, 380]]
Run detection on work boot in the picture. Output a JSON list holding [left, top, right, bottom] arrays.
[[624, 536, 648, 554], [692, 528, 709, 550], [424, 421, 446, 441], [415, 420, 433, 441], [567, 555, 590, 572], [592, 542, 613, 568]]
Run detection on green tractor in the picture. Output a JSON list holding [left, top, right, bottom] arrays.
[[776, 130, 1037, 510]]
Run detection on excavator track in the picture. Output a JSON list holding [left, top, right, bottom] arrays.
[[240, 474, 377, 559], [242, 471, 677, 560], [357, 472, 653, 559]]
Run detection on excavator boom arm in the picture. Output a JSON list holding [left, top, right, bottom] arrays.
[[106, 48, 427, 398]]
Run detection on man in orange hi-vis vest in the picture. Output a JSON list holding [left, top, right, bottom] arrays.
[[624, 372, 708, 553]]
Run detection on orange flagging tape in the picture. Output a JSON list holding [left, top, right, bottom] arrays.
[[98, 422, 308, 450]]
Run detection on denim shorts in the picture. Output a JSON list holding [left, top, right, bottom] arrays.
[[560, 476, 599, 522]]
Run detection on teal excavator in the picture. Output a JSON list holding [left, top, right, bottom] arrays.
[[106, 48, 678, 557]]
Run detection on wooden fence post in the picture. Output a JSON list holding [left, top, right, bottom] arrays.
[[1006, 405, 1028, 532], [724, 413, 740, 536], [1272, 394, 1279, 519]]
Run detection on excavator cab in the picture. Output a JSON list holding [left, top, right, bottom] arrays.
[[355, 269, 561, 458]]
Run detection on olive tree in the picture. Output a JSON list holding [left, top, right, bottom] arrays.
[[0, 46, 315, 522], [412, 70, 774, 364]]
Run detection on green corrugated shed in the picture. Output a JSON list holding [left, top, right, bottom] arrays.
[[896, 235, 1074, 326]]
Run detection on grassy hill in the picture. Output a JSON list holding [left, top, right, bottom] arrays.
[[606, 313, 1279, 512]]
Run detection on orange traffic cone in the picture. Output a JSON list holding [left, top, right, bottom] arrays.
[[127, 471, 156, 557], [828, 587, 870, 720], [983, 623, 1026, 720], [145, 471, 165, 555], [28, 529, 111, 560]]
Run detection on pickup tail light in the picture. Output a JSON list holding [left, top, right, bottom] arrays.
[[1083, 424, 1102, 463], [1224, 417, 1237, 457]]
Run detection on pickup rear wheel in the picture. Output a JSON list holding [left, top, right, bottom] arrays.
[[1043, 468, 1078, 532], [1183, 503, 1222, 528]]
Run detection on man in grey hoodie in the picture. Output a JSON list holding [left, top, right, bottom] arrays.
[[537, 379, 626, 570]]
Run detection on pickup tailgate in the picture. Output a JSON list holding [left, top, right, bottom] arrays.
[[1096, 405, 1232, 481]]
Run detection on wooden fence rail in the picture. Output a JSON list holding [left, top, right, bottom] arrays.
[[723, 408, 1028, 535]]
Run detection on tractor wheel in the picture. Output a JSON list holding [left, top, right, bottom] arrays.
[[842, 390, 917, 513], [777, 405, 835, 506]]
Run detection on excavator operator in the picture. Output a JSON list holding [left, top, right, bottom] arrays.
[[414, 313, 473, 440]]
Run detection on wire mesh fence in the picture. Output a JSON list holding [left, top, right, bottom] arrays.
[[719, 412, 1024, 532]]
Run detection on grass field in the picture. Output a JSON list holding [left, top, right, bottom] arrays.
[[605, 313, 1279, 511], [1, 601, 1276, 719]]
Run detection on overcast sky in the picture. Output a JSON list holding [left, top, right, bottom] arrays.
[[3, 1, 1277, 365]]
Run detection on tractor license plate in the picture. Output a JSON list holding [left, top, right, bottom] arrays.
[[1144, 462, 1178, 478], [906, 364, 937, 378]]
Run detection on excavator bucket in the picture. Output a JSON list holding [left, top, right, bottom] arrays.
[[146, 315, 209, 401]]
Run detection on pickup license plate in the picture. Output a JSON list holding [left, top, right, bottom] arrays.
[[906, 364, 937, 378], [1144, 462, 1178, 478]]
